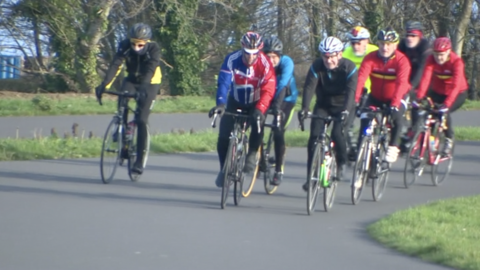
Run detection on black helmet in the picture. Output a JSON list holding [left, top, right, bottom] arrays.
[[405, 21, 423, 32], [263, 37, 283, 55], [128, 23, 152, 40], [377, 27, 399, 43]]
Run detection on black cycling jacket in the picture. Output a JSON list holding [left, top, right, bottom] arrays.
[[398, 38, 431, 90]]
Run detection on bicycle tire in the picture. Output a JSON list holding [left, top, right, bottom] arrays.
[[372, 140, 389, 201], [241, 140, 260, 198], [431, 134, 454, 186], [263, 131, 278, 195], [351, 136, 369, 205], [100, 117, 122, 184], [403, 131, 427, 188], [234, 139, 247, 206], [307, 143, 322, 215], [221, 139, 236, 209], [127, 124, 150, 182], [323, 144, 338, 212]]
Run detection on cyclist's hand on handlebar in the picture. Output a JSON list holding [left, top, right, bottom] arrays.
[[340, 110, 349, 121], [411, 100, 420, 109], [438, 104, 449, 114], [298, 108, 308, 122], [95, 84, 105, 105], [251, 108, 265, 123], [388, 106, 399, 115], [208, 104, 225, 118]]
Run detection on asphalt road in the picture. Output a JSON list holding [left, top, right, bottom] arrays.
[[0, 110, 479, 138], [1, 144, 479, 270]]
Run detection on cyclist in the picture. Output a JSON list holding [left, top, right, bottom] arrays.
[[412, 37, 468, 156], [209, 31, 276, 188], [262, 37, 299, 186], [398, 21, 432, 152], [354, 27, 411, 164], [95, 23, 162, 175], [343, 26, 379, 161], [299, 36, 358, 191]]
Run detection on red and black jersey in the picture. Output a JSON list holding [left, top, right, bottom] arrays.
[[355, 50, 411, 108], [416, 52, 468, 108]]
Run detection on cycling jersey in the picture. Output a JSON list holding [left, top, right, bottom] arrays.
[[355, 50, 411, 108], [102, 39, 162, 89], [416, 52, 468, 108], [274, 55, 298, 104], [216, 50, 276, 114], [343, 43, 378, 91], [398, 38, 431, 90], [302, 58, 357, 111]]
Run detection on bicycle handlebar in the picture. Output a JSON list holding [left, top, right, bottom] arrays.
[[209, 111, 262, 134], [299, 112, 344, 131], [104, 90, 140, 99]]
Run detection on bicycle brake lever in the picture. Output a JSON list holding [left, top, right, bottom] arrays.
[[211, 113, 218, 128]]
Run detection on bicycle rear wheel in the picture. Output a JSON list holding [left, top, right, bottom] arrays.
[[351, 137, 369, 205], [323, 147, 338, 212], [404, 131, 427, 188], [263, 131, 278, 195], [241, 139, 260, 198], [127, 124, 150, 182], [100, 117, 122, 184], [221, 139, 236, 209], [431, 133, 454, 186], [307, 143, 322, 215], [372, 140, 389, 201]]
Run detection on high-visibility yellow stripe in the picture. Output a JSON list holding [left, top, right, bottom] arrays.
[[105, 63, 124, 89], [371, 73, 396, 80], [150, 66, 162, 84], [436, 75, 452, 80]]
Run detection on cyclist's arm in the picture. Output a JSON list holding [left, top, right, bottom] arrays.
[[216, 54, 234, 106], [301, 60, 320, 110], [355, 54, 373, 103], [102, 40, 128, 89], [392, 55, 411, 107], [444, 57, 465, 108], [275, 56, 294, 98], [416, 56, 434, 100], [256, 56, 276, 114], [141, 43, 162, 85], [272, 86, 287, 111], [344, 63, 358, 111]]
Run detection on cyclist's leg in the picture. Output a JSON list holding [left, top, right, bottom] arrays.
[[119, 80, 136, 127], [217, 97, 237, 170], [244, 103, 264, 173], [330, 106, 350, 181], [133, 84, 158, 170], [307, 105, 327, 175], [355, 95, 379, 154], [444, 90, 467, 139], [386, 100, 406, 163], [273, 101, 295, 172]]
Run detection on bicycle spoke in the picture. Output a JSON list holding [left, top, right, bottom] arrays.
[[100, 118, 122, 184]]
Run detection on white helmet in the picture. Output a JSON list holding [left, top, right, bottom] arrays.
[[318, 36, 344, 55], [347, 26, 370, 40]]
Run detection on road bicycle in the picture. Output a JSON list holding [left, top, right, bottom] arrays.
[[300, 112, 343, 214], [99, 90, 151, 184], [210, 109, 262, 209], [351, 105, 391, 205], [403, 97, 455, 188]]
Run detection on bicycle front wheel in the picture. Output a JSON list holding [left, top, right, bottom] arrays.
[[100, 117, 123, 184], [351, 137, 369, 205], [372, 141, 389, 202], [234, 141, 247, 206], [431, 133, 454, 186], [404, 131, 427, 188], [221, 139, 236, 209], [263, 131, 278, 195], [323, 148, 338, 212], [307, 143, 322, 215]]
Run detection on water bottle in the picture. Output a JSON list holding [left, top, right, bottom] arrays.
[[126, 121, 135, 141], [429, 135, 436, 151]]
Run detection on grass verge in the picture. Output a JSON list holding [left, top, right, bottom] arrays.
[[0, 127, 479, 161], [368, 195, 480, 270], [2, 93, 480, 117]]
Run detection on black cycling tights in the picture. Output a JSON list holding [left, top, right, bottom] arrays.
[[272, 102, 295, 172], [119, 80, 159, 163]]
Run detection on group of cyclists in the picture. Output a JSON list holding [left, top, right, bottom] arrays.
[[94, 21, 468, 193]]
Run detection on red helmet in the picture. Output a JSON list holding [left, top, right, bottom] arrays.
[[434, 37, 452, 52], [241, 32, 264, 53]]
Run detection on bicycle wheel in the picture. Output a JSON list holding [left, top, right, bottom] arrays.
[[431, 133, 454, 186], [307, 143, 322, 215], [100, 117, 122, 184], [403, 131, 427, 188], [127, 124, 150, 182], [351, 137, 369, 205], [221, 139, 236, 209], [323, 147, 338, 212], [263, 131, 278, 195], [372, 140, 389, 201], [234, 140, 247, 206], [241, 139, 260, 198]]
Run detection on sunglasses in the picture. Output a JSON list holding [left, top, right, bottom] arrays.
[[131, 42, 146, 48], [406, 34, 418, 38]]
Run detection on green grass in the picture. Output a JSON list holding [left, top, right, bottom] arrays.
[[2, 93, 480, 117], [368, 195, 480, 270], [1, 127, 480, 161]]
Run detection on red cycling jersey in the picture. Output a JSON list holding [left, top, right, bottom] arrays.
[[416, 52, 468, 108], [355, 50, 411, 108]]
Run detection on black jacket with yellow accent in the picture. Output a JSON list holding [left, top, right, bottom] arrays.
[[102, 39, 162, 89]]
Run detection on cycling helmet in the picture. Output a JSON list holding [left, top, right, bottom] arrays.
[[318, 36, 344, 55], [128, 23, 152, 41], [405, 21, 423, 32], [377, 27, 399, 43], [241, 31, 264, 53], [347, 26, 370, 40], [433, 37, 452, 52], [263, 37, 283, 55]]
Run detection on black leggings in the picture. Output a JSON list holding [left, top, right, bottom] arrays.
[[217, 97, 264, 170], [411, 90, 467, 138], [357, 96, 406, 148], [307, 104, 353, 173], [272, 101, 295, 172], [119, 80, 159, 162]]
